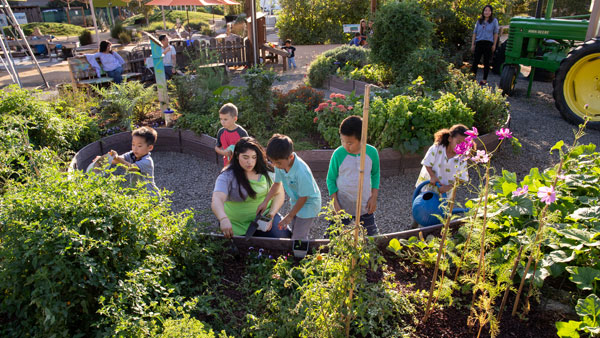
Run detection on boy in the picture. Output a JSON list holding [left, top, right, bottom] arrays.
[[214, 103, 248, 167], [282, 39, 297, 69], [349, 33, 361, 46], [326, 116, 380, 236], [109, 126, 160, 196], [258, 134, 321, 247]]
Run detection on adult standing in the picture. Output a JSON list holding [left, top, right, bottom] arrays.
[[211, 137, 291, 239], [470, 5, 499, 85], [159, 35, 176, 80], [85, 40, 125, 84]]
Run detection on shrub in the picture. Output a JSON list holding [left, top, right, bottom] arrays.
[[444, 69, 510, 134], [307, 45, 370, 87], [159, 315, 231, 338], [276, 102, 318, 138], [273, 85, 323, 116], [3, 22, 87, 37], [314, 92, 362, 147], [94, 81, 158, 130], [78, 29, 93, 46], [238, 67, 279, 140], [110, 22, 125, 39], [396, 47, 450, 89], [370, 1, 434, 71], [276, 0, 369, 44], [118, 31, 132, 44]]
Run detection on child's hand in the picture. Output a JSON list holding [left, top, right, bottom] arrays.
[[226, 149, 233, 159], [439, 184, 452, 194], [429, 176, 440, 186], [93, 155, 101, 163], [366, 195, 377, 214], [333, 199, 342, 213], [219, 217, 234, 238], [278, 214, 292, 230], [256, 201, 268, 216]]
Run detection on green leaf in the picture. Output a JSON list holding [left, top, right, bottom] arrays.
[[505, 197, 534, 217], [387, 238, 402, 254], [543, 250, 575, 276], [465, 199, 475, 209], [502, 170, 517, 184], [556, 320, 581, 338], [576, 294, 600, 328], [566, 266, 600, 290], [558, 228, 600, 247], [502, 181, 518, 196], [551, 140, 565, 153], [569, 207, 600, 221]]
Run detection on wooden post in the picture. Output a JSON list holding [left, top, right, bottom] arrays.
[[88, 0, 100, 48], [587, 0, 600, 40]]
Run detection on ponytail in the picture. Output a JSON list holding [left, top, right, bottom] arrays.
[[434, 124, 469, 146]]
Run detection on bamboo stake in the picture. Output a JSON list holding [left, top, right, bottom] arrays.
[[497, 245, 523, 321], [344, 85, 371, 337]]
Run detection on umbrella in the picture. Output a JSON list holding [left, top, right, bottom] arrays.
[[145, 0, 238, 30]]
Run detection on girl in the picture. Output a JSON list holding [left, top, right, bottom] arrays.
[[211, 137, 291, 239], [415, 124, 470, 195], [470, 5, 499, 85], [86, 40, 125, 84]]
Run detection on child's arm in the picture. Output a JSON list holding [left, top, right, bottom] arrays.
[[326, 149, 343, 212], [425, 166, 439, 185], [262, 183, 285, 232], [256, 182, 282, 215], [366, 145, 380, 214], [366, 188, 378, 214], [109, 150, 139, 172], [279, 196, 308, 228]]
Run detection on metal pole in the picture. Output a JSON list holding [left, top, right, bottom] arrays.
[[1, 0, 48, 88], [0, 29, 19, 85], [251, 0, 257, 65], [88, 0, 100, 48]]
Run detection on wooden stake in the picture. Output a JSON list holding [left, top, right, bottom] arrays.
[[345, 85, 371, 337]]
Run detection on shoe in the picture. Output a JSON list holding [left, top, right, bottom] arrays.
[[479, 80, 487, 86]]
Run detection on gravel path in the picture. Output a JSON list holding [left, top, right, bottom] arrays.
[[154, 67, 600, 239]]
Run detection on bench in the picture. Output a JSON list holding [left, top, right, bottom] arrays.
[[67, 54, 142, 88]]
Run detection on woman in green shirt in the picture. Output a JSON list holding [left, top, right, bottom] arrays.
[[211, 137, 291, 238]]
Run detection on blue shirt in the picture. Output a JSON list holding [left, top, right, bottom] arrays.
[[473, 18, 499, 43], [274, 153, 322, 218]]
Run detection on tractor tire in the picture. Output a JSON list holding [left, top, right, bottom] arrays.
[[491, 41, 507, 75], [553, 38, 600, 130], [500, 64, 518, 96]]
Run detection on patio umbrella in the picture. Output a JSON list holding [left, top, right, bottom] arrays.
[[145, 0, 237, 30]]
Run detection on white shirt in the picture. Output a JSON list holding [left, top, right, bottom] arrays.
[[416, 144, 468, 192], [162, 45, 176, 66]]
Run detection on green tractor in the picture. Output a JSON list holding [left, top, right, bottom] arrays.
[[498, 0, 600, 129]]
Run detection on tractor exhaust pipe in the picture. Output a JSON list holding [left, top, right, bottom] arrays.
[[535, 0, 543, 18]]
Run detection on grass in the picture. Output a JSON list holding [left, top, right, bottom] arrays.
[[2, 22, 88, 37], [122, 10, 224, 32]]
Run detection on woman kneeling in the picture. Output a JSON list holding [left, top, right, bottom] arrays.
[[212, 137, 291, 238]]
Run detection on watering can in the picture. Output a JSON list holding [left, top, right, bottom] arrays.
[[412, 180, 469, 227]]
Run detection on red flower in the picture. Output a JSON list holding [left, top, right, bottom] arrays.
[[313, 116, 319, 123], [348, 106, 353, 110]]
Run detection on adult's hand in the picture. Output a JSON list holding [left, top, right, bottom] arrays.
[[220, 217, 234, 238], [256, 200, 268, 216], [492, 45, 496, 53], [471, 44, 475, 53]]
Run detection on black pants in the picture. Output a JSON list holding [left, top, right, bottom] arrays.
[[471, 40, 493, 81]]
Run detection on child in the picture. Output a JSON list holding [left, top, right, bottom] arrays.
[[258, 134, 321, 245], [326, 116, 380, 236], [349, 33, 361, 46], [215, 103, 248, 167], [415, 124, 470, 195], [282, 39, 297, 69], [109, 126, 160, 196]]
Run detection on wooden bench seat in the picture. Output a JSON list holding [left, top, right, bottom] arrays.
[[68, 55, 142, 87]]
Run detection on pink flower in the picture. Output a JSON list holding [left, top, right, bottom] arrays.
[[329, 93, 336, 99], [537, 186, 556, 204], [348, 106, 353, 110], [336, 93, 346, 99], [496, 128, 512, 140], [313, 116, 318, 123], [470, 150, 490, 163], [327, 100, 332, 104], [329, 106, 334, 111], [338, 105, 347, 112], [512, 185, 528, 197], [465, 127, 479, 142], [314, 108, 319, 112], [455, 141, 473, 156], [557, 174, 567, 181], [331, 101, 337, 106]]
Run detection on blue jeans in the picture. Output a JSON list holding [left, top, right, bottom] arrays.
[[164, 65, 173, 80], [325, 212, 378, 237], [253, 213, 292, 238], [106, 66, 123, 84], [287, 56, 297, 69]]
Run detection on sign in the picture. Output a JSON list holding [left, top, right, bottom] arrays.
[[343, 24, 360, 33], [0, 13, 27, 27]]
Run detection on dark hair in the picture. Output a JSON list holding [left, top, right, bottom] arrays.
[[219, 103, 238, 117], [354, 32, 360, 37], [158, 34, 167, 42], [478, 5, 494, 24], [266, 134, 294, 160], [340, 115, 362, 141], [434, 124, 468, 146], [99, 40, 111, 53], [226, 137, 273, 200], [132, 126, 158, 146], [285, 39, 292, 44]]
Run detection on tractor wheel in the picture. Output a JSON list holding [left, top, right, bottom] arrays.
[[491, 41, 507, 75], [553, 38, 600, 130], [500, 64, 518, 96]]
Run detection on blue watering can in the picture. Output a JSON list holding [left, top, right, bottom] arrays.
[[412, 180, 469, 227]]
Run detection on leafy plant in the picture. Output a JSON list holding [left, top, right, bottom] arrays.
[[79, 29, 93, 45], [94, 81, 158, 130], [110, 21, 126, 39], [307, 45, 370, 87], [396, 47, 450, 90], [273, 85, 324, 116], [118, 31, 132, 45], [314, 92, 361, 148], [343, 63, 395, 87]]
